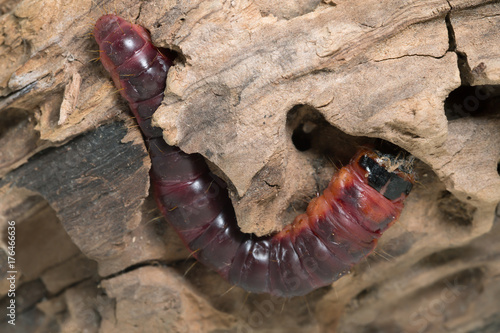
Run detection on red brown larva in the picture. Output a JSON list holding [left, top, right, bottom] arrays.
[[94, 14, 416, 297]]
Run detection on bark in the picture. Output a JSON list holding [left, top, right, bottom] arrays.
[[0, 0, 499, 332]]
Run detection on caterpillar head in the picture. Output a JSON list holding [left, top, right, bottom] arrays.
[[357, 149, 416, 201]]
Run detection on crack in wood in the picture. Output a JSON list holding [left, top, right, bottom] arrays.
[[445, 10, 473, 85]]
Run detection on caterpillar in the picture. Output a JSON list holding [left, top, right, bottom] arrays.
[[94, 14, 416, 297]]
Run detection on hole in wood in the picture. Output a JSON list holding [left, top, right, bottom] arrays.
[[437, 191, 476, 227], [444, 85, 500, 120]]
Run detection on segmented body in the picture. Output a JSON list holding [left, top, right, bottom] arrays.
[[94, 14, 415, 297]]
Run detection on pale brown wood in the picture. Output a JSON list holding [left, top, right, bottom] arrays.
[[0, 1, 499, 332]]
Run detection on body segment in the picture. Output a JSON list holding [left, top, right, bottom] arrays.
[[94, 14, 415, 297]]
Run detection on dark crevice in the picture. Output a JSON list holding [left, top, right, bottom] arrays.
[[437, 191, 476, 227], [101, 260, 168, 281], [444, 85, 500, 120], [0, 82, 37, 110], [372, 53, 447, 63], [286, 104, 372, 165], [0, 279, 47, 321], [291, 123, 314, 151], [286, 105, 413, 164], [23, 259, 179, 316], [456, 51, 473, 85], [442, 7, 500, 120], [445, 12, 456, 51], [353, 285, 378, 304], [417, 247, 475, 268], [47, 276, 95, 299], [445, 11, 473, 85], [264, 180, 279, 188]]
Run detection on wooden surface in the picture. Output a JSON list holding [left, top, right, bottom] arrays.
[[0, 0, 499, 332]]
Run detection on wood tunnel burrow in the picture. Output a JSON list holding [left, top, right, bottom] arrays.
[[443, 83, 500, 222], [234, 104, 419, 236], [296, 103, 416, 217], [284, 105, 488, 263], [286, 104, 414, 166], [444, 84, 500, 121], [141, 25, 184, 66]]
